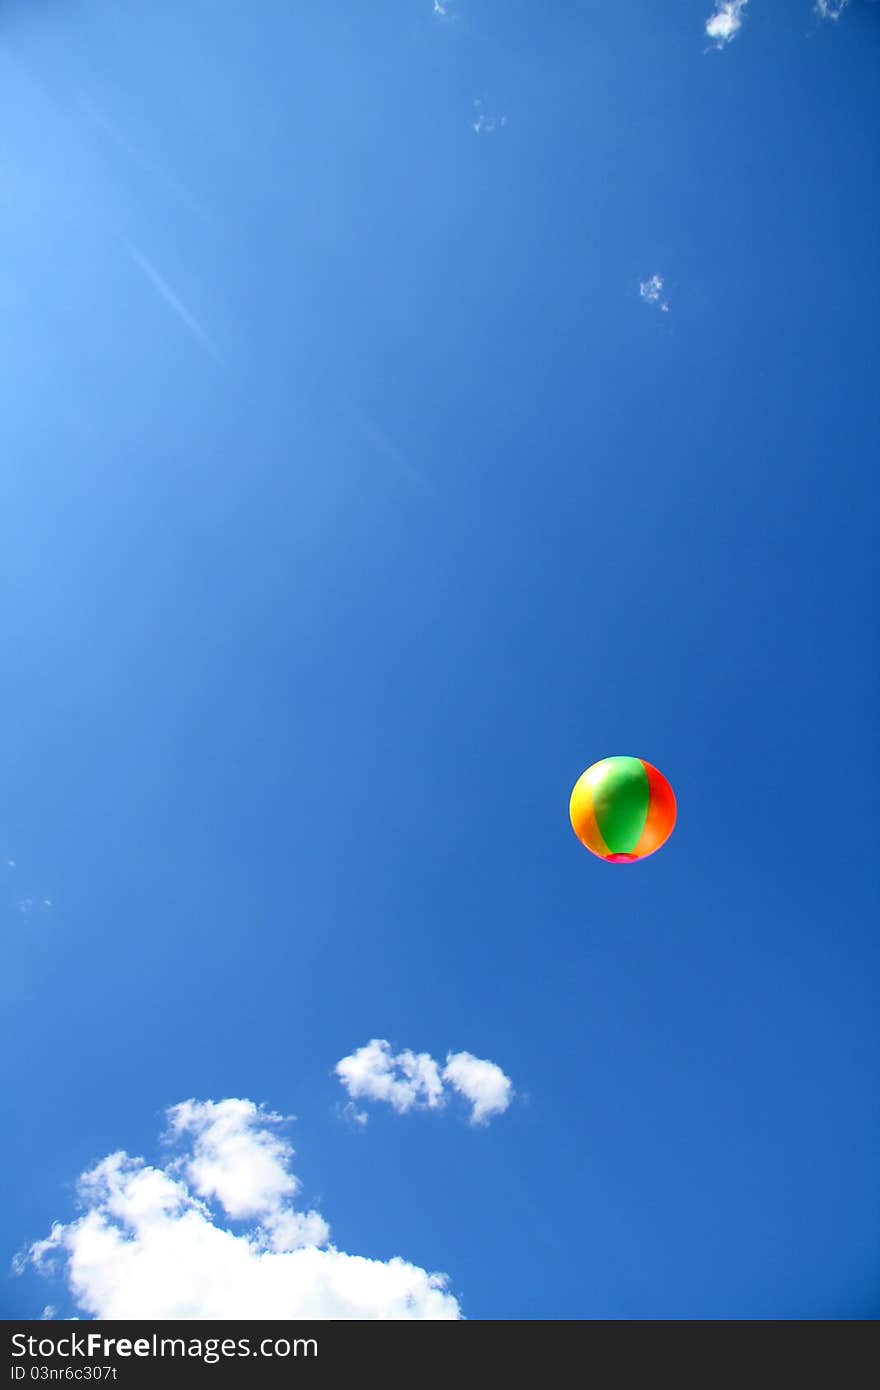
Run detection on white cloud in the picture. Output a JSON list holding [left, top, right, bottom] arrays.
[[443, 1052, 514, 1126], [335, 1040, 444, 1115], [336, 1039, 514, 1126], [705, 1, 748, 45], [639, 274, 670, 313], [167, 1099, 328, 1253], [23, 1099, 460, 1320], [815, 0, 848, 18]]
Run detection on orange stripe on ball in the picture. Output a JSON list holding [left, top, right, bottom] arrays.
[[631, 760, 677, 859]]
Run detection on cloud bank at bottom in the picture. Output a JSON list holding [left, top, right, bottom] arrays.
[[20, 1098, 461, 1319]]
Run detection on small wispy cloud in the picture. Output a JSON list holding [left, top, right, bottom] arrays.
[[17, 897, 53, 919], [471, 99, 507, 136], [5, 854, 53, 924], [335, 1039, 515, 1127], [433, 0, 449, 15], [639, 273, 670, 313], [339, 1101, 369, 1128], [815, 0, 849, 18], [124, 242, 221, 362], [705, 0, 748, 46]]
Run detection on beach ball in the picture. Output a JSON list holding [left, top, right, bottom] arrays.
[[569, 756, 676, 863]]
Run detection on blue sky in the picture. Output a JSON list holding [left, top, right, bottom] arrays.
[[1, 0, 878, 1320]]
